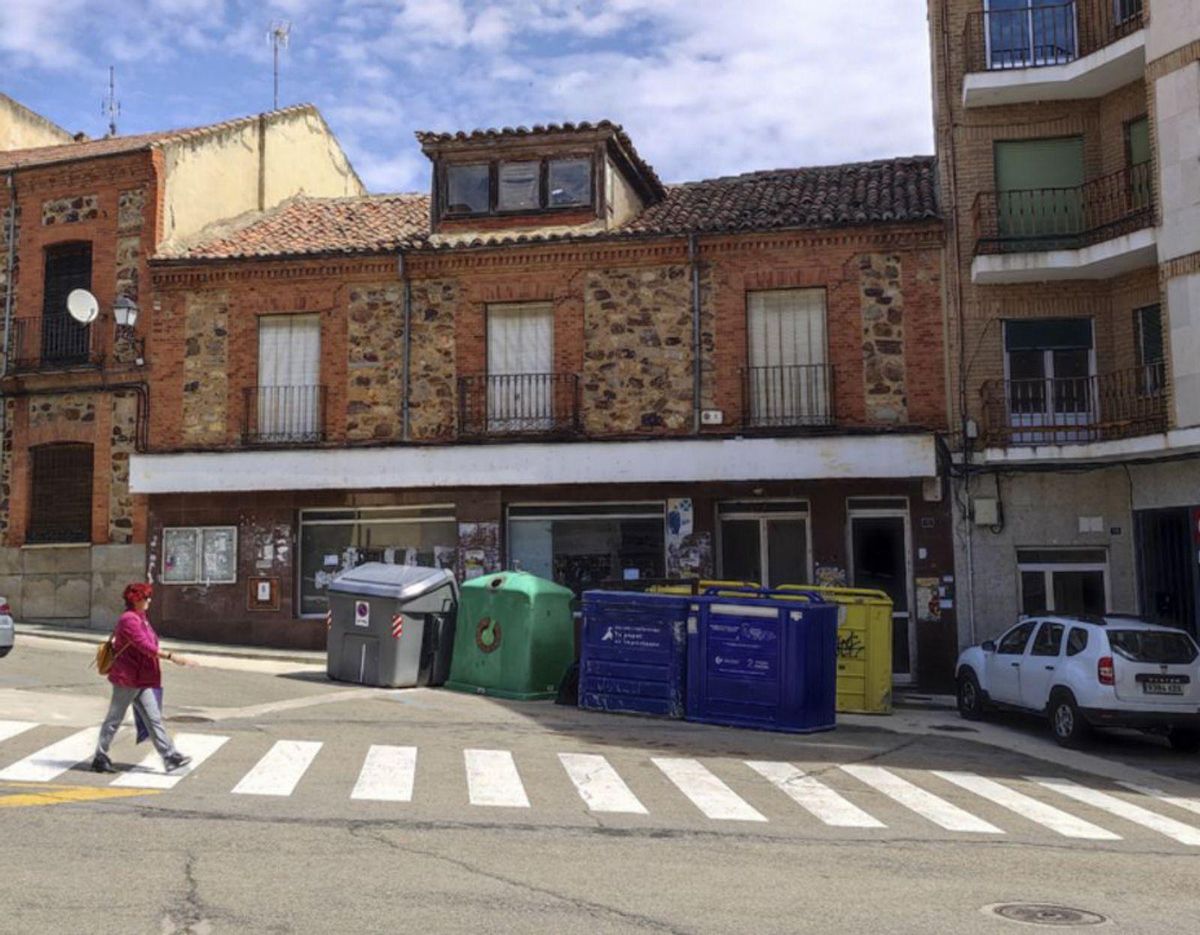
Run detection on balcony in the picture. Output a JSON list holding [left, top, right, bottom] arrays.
[[7, 316, 103, 373], [242, 384, 326, 445], [963, 0, 1145, 108], [457, 372, 580, 439], [971, 165, 1156, 282], [740, 364, 835, 430], [981, 363, 1167, 447]]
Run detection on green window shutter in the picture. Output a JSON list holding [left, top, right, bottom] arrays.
[[1127, 117, 1152, 210], [994, 138, 1084, 240], [1128, 118, 1150, 166]]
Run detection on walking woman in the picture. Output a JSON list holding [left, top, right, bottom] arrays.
[[92, 582, 194, 774]]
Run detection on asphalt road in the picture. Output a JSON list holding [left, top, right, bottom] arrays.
[[2, 636, 1199, 934]]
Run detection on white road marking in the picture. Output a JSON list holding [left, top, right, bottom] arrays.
[[464, 749, 529, 808], [840, 764, 1003, 834], [351, 745, 417, 802], [232, 741, 322, 796], [1118, 781, 1200, 819], [933, 771, 1119, 840], [652, 757, 766, 822], [1033, 777, 1200, 846], [0, 720, 37, 745], [559, 753, 648, 814], [746, 761, 884, 828], [0, 728, 99, 783], [111, 733, 230, 789]]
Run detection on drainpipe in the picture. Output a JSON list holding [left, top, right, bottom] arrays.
[[398, 251, 412, 441], [688, 233, 701, 435]]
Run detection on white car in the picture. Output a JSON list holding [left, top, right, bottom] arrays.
[[956, 614, 1200, 751], [0, 595, 12, 658]]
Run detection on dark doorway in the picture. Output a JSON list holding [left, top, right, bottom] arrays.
[[1135, 507, 1198, 637], [850, 515, 910, 677]]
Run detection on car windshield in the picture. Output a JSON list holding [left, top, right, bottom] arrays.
[[1107, 629, 1198, 664]]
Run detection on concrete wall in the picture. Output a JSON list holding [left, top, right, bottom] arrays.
[[1146, 0, 1200, 64], [1129, 456, 1200, 509], [158, 108, 364, 251], [952, 468, 1138, 647], [1154, 62, 1200, 263], [0, 94, 71, 152], [1167, 273, 1200, 427], [604, 155, 644, 227], [0, 544, 144, 628]]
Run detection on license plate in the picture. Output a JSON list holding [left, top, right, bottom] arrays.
[[1143, 682, 1184, 696]]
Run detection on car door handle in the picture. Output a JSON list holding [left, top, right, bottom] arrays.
[[1044, 665, 1055, 671], [1010, 662, 1020, 668]]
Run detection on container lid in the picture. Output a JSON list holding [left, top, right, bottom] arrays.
[[327, 562, 455, 600], [462, 570, 574, 598]]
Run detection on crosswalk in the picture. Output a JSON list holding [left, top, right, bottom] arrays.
[[3, 720, 1200, 848]]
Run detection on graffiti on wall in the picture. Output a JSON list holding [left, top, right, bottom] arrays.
[[458, 522, 500, 581]]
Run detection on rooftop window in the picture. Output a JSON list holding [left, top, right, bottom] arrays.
[[442, 155, 593, 218]]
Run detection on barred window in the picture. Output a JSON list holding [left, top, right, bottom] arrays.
[[28, 443, 92, 543]]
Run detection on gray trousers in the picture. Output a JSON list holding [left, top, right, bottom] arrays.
[[95, 685, 177, 762]]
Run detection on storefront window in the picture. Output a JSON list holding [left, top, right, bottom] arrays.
[[298, 506, 457, 615], [507, 503, 665, 594]]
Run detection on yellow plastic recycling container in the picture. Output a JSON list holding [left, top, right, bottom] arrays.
[[647, 579, 762, 597], [778, 585, 893, 715]]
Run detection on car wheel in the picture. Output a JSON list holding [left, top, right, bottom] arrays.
[[1167, 728, 1200, 754], [0, 647, 9, 658], [957, 670, 985, 721], [1049, 691, 1089, 748]]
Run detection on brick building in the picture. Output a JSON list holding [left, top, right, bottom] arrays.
[[0, 104, 364, 626], [929, 0, 1200, 646], [133, 121, 958, 688]]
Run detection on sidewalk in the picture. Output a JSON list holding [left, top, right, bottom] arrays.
[[14, 622, 324, 666]]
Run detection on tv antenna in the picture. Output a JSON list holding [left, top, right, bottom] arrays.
[[101, 66, 120, 137], [268, 21, 292, 110]]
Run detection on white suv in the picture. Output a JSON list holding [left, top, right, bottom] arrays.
[[956, 615, 1200, 751], [0, 595, 12, 658]]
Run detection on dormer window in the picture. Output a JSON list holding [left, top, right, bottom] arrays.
[[441, 155, 594, 217]]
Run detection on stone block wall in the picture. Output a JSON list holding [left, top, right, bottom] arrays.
[[108, 391, 138, 544], [346, 284, 404, 441], [0, 202, 19, 353], [0, 399, 12, 541], [29, 393, 96, 429], [860, 253, 908, 424], [409, 279, 458, 440], [182, 291, 230, 445], [582, 264, 695, 434], [42, 194, 99, 225]]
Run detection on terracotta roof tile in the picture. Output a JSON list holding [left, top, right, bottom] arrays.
[[0, 104, 318, 171]]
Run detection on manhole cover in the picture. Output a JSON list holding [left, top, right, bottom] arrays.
[[985, 904, 1107, 927]]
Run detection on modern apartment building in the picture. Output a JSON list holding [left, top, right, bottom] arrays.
[[929, 0, 1200, 645]]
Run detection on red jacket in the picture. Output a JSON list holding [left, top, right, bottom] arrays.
[[108, 610, 162, 689]]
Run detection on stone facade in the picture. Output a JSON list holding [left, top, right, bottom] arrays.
[[408, 279, 458, 440], [0, 203, 18, 346], [42, 194, 99, 225], [346, 284, 404, 441], [29, 393, 96, 429], [0, 399, 12, 541], [108, 391, 138, 544], [117, 188, 145, 232], [182, 291, 229, 444], [860, 253, 908, 424], [582, 265, 697, 434]]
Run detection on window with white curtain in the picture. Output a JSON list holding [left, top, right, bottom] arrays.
[[256, 314, 321, 441], [487, 303, 553, 431], [746, 289, 829, 424]]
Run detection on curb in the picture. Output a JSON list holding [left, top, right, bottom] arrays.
[[15, 623, 324, 666]]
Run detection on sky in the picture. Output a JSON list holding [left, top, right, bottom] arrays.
[[1, 0, 935, 194]]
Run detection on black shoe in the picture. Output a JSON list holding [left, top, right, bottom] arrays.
[[91, 753, 117, 774], [163, 752, 192, 773]]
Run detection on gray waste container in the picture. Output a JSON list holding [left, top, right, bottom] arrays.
[[326, 563, 458, 688]]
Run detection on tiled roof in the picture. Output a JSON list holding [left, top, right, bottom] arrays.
[[0, 104, 319, 171], [168, 194, 430, 259], [167, 156, 939, 261], [624, 158, 939, 234], [416, 120, 666, 198]]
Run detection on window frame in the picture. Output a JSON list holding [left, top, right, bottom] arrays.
[[439, 153, 595, 219], [161, 526, 238, 585], [997, 620, 1037, 655], [1030, 621, 1065, 657], [27, 442, 94, 544], [1017, 547, 1110, 616]]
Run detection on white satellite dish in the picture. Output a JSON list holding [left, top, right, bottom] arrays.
[[66, 289, 99, 325]]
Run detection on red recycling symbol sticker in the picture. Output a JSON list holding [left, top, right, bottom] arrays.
[[391, 614, 405, 639]]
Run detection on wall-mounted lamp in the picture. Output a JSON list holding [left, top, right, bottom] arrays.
[[113, 295, 138, 329]]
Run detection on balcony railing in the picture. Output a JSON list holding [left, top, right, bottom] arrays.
[[7, 316, 102, 372], [981, 363, 1167, 446], [741, 364, 835, 429], [242, 384, 326, 445], [458, 372, 580, 438], [973, 163, 1153, 255], [964, 0, 1144, 74]]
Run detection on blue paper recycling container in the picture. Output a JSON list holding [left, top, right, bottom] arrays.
[[580, 590, 690, 719], [686, 589, 838, 733]]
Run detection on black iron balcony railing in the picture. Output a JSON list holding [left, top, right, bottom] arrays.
[[741, 364, 835, 429], [7, 316, 102, 372], [981, 363, 1167, 446], [458, 372, 580, 438], [973, 163, 1153, 255], [964, 0, 1144, 74], [242, 384, 326, 444]]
